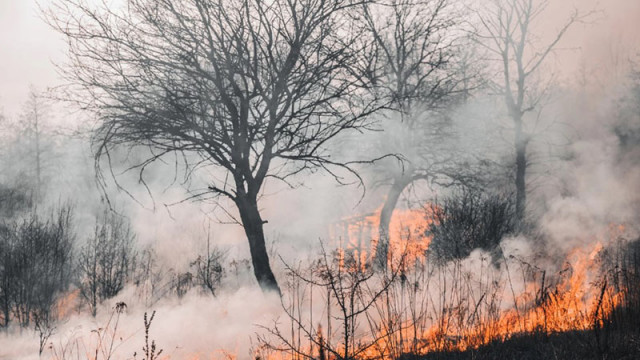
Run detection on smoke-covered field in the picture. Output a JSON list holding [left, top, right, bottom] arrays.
[[0, 0, 639, 359]]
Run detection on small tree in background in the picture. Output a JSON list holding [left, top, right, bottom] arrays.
[[78, 210, 136, 317], [0, 182, 32, 220], [191, 234, 226, 297], [0, 205, 74, 329], [427, 188, 516, 262], [614, 66, 640, 157], [475, 0, 586, 222], [0, 87, 58, 206]]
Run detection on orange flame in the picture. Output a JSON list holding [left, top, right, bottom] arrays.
[[329, 206, 434, 270]]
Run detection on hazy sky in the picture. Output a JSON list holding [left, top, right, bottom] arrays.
[[0, 0, 639, 118], [0, 0, 64, 117]]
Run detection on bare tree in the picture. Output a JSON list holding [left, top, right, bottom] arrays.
[[34, 311, 56, 356], [1, 87, 55, 206], [0, 224, 16, 328], [78, 209, 136, 317], [360, 0, 473, 265], [191, 233, 226, 297], [615, 65, 640, 156], [21, 87, 47, 203], [475, 0, 584, 222], [259, 245, 401, 359], [0, 182, 32, 219], [48, 0, 382, 294], [0, 205, 74, 329], [131, 247, 164, 306]]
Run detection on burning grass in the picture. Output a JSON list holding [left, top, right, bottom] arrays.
[[258, 218, 639, 360], [6, 208, 640, 360]]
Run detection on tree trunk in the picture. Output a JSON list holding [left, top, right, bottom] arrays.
[[235, 195, 281, 295], [375, 173, 412, 269], [34, 108, 41, 204], [514, 119, 527, 222]]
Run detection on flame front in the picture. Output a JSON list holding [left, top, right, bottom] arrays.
[[253, 214, 631, 359], [42, 217, 632, 360]]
